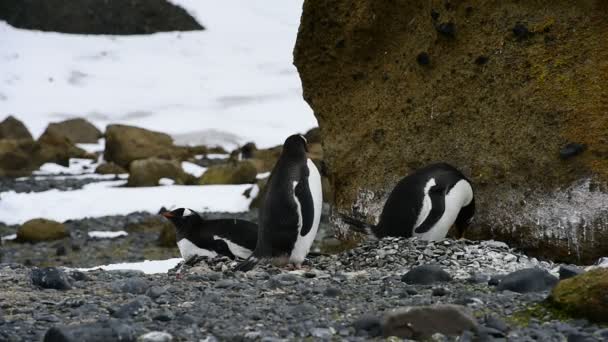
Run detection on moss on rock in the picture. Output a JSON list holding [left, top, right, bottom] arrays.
[[199, 161, 257, 185], [549, 269, 608, 323], [127, 158, 192, 187], [17, 219, 68, 242]]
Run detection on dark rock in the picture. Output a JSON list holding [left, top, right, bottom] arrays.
[[559, 264, 584, 280], [567, 332, 595, 342], [323, 286, 342, 297], [430, 10, 440, 21], [44, 118, 102, 144], [0, 116, 33, 141], [146, 286, 167, 299], [467, 273, 490, 284], [512, 23, 531, 39], [353, 315, 382, 337], [153, 311, 174, 322], [560, 143, 586, 160], [68, 270, 88, 281], [485, 315, 509, 333], [111, 278, 150, 294], [401, 265, 452, 285], [240, 142, 257, 159], [32, 267, 72, 290], [436, 22, 456, 38], [497, 268, 558, 293], [474, 56, 489, 65], [432, 287, 449, 296], [488, 275, 503, 286], [110, 296, 152, 319], [416, 52, 430, 66], [55, 245, 67, 256], [43, 319, 136, 342], [0, 0, 203, 35], [382, 304, 478, 338]]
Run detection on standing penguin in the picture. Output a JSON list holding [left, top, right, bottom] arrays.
[[235, 134, 322, 271], [341, 163, 474, 240], [161, 208, 258, 259]]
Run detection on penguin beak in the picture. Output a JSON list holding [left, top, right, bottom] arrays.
[[161, 212, 174, 218]]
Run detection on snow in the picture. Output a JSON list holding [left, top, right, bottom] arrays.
[[158, 178, 175, 186], [1, 234, 17, 241], [88, 231, 128, 239], [76, 138, 105, 154], [34, 158, 99, 176], [0, 1, 316, 150], [182, 161, 206, 178], [205, 154, 230, 160], [256, 172, 271, 179], [0, 181, 258, 225], [78, 258, 183, 274]]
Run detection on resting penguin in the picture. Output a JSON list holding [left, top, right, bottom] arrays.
[[161, 208, 258, 259], [235, 134, 323, 271], [341, 163, 474, 240]]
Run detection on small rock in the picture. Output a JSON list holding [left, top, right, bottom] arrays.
[[432, 287, 449, 296], [474, 56, 489, 65], [352, 315, 382, 337], [111, 296, 152, 319], [559, 264, 584, 280], [512, 23, 531, 39], [153, 311, 174, 322], [560, 143, 586, 160], [111, 278, 150, 294], [323, 287, 342, 297], [32, 267, 72, 290], [382, 304, 478, 338], [401, 265, 452, 285], [497, 268, 558, 293], [311, 328, 332, 339], [138, 331, 173, 342], [43, 320, 136, 342], [430, 10, 440, 21], [485, 315, 509, 332], [417, 52, 430, 66], [467, 273, 490, 284], [146, 286, 167, 299], [436, 22, 455, 38]]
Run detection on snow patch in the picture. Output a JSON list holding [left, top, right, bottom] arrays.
[[1, 234, 17, 241], [76, 138, 105, 154], [34, 158, 99, 176], [88, 231, 128, 239], [182, 162, 206, 178], [78, 258, 183, 274], [256, 172, 271, 179], [158, 178, 175, 186]]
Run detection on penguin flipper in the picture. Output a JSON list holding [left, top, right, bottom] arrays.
[[454, 197, 475, 238], [413, 187, 446, 234], [234, 255, 261, 272], [338, 214, 375, 235], [294, 174, 314, 237]]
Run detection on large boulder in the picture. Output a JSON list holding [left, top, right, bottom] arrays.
[[0, 0, 203, 35], [294, 1, 608, 263], [17, 219, 68, 242], [45, 118, 102, 144], [549, 269, 608, 323], [0, 116, 33, 141], [127, 158, 191, 187], [95, 162, 127, 175], [0, 139, 39, 177], [35, 129, 90, 166], [199, 161, 258, 185], [104, 125, 188, 168]]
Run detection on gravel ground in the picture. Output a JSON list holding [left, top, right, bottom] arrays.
[[1, 238, 606, 341]]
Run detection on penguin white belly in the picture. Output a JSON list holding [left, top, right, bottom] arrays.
[[214, 236, 253, 259], [177, 238, 218, 259], [289, 159, 323, 265], [415, 179, 473, 241]]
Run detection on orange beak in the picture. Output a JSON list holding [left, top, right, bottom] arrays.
[[161, 212, 174, 218]]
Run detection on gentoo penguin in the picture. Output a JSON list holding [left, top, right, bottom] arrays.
[[235, 134, 322, 271], [161, 208, 258, 259], [341, 163, 474, 240]]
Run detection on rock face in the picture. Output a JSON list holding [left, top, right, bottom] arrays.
[[0, 0, 203, 35], [45, 118, 102, 144], [199, 161, 257, 185], [127, 158, 191, 187], [549, 269, 608, 323], [0, 139, 39, 177], [0, 116, 33, 141], [17, 219, 69, 242], [105, 125, 187, 168], [294, 0, 608, 263]]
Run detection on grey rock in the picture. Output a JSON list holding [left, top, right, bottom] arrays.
[[467, 273, 490, 284], [497, 268, 558, 293], [352, 315, 382, 337], [401, 265, 452, 285], [485, 315, 509, 333], [146, 286, 167, 299], [323, 287, 342, 297], [43, 320, 136, 342], [153, 310, 174, 322], [111, 296, 152, 319], [111, 278, 150, 294], [311, 328, 333, 338], [559, 264, 584, 280], [432, 287, 449, 296], [382, 304, 478, 339], [138, 331, 173, 342], [32, 267, 72, 290]]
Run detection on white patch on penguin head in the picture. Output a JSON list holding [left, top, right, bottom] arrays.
[[299, 134, 307, 144], [182, 208, 195, 217]]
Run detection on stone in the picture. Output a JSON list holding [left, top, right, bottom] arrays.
[[559, 264, 584, 280], [294, 0, 608, 264], [0, 139, 39, 177], [0, 0, 203, 34], [104, 124, 187, 168], [432, 287, 449, 296], [111, 296, 152, 318], [0, 115, 33, 140], [138, 331, 173, 342], [352, 315, 382, 337], [32, 267, 72, 290], [111, 278, 150, 294], [43, 320, 136, 342], [497, 268, 558, 293], [382, 304, 478, 339], [323, 286, 342, 297], [401, 265, 452, 285], [17, 219, 69, 242], [36, 129, 90, 166], [44, 118, 102, 144], [549, 269, 608, 323], [95, 162, 127, 175], [127, 158, 191, 187], [199, 160, 257, 185]]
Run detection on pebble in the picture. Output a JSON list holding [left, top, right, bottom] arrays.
[[401, 265, 452, 285], [138, 331, 173, 342], [111, 296, 152, 319], [32, 267, 72, 290], [497, 268, 558, 293], [383, 304, 478, 339], [352, 315, 382, 337], [43, 320, 136, 342]]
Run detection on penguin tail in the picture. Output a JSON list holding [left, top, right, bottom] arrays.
[[338, 214, 375, 236], [234, 255, 260, 272]]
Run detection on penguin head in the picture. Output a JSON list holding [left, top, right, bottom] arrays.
[[283, 134, 308, 155], [161, 208, 202, 231]]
